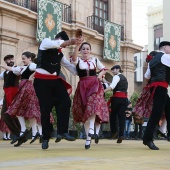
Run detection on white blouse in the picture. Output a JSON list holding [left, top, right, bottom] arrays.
[[12, 63, 36, 75], [71, 56, 106, 71]]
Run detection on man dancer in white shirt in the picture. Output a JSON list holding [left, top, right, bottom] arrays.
[[104, 65, 128, 144], [143, 41, 170, 150], [0, 55, 21, 144], [34, 31, 83, 149]]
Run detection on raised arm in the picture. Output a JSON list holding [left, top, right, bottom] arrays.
[[104, 75, 120, 93], [0, 65, 13, 71], [72, 44, 81, 62]]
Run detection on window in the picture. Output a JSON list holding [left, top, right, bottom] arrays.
[[93, 0, 108, 34], [154, 24, 163, 50]]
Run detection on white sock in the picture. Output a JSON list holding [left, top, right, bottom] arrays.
[[7, 133, 11, 139], [84, 119, 91, 145], [95, 123, 101, 135], [159, 119, 167, 134], [3, 133, 7, 139], [17, 116, 26, 136], [37, 124, 42, 135], [29, 118, 38, 138], [89, 114, 96, 135]]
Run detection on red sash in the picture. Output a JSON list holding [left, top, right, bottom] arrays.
[[113, 92, 127, 98], [34, 72, 72, 95], [4, 87, 18, 107]]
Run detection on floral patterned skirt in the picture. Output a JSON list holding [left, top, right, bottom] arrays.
[[0, 118, 10, 133], [133, 86, 153, 118], [72, 76, 109, 124], [133, 85, 166, 119], [6, 80, 41, 124]]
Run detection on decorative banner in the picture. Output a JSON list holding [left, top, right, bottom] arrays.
[[36, 0, 62, 42], [103, 21, 121, 61]]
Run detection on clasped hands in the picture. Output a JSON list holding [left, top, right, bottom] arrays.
[[70, 36, 84, 46]]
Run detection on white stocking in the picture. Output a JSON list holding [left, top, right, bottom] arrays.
[[84, 119, 91, 145], [3, 133, 7, 139], [17, 116, 26, 136], [37, 123, 42, 135], [7, 132, 11, 139], [89, 114, 96, 135], [84, 114, 96, 145], [95, 123, 101, 135], [29, 118, 37, 138], [159, 119, 167, 134]]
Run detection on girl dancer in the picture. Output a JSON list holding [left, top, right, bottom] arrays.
[[0, 52, 42, 146], [71, 42, 109, 149]]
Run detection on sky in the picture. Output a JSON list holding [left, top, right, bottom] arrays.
[[132, 0, 163, 46]]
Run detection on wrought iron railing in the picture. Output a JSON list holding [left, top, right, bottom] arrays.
[[4, 0, 37, 12], [87, 14, 124, 41], [3, 0, 72, 23], [87, 15, 105, 35], [62, 4, 72, 23]]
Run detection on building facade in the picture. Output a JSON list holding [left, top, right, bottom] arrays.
[[135, 0, 170, 93], [0, 0, 142, 99]]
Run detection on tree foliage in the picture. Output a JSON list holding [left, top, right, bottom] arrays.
[[130, 91, 140, 108]]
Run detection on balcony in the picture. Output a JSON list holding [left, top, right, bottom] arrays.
[[87, 15, 105, 35], [3, 0, 72, 23], [87, 14, 124, 41]]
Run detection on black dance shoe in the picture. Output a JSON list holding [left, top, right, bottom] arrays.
[[3, 138, 8, 141], [143, 141, 159, 150], [55, 133, 76, 143], [62, 133, 76, 141], [157, 130, 167, 138], [55, 135, 62, 143], [14, 136, 27, 147], [14, 129, 29, 147], [95, 134, 99, 144], [42, 140, 49, 150], [30, 132, 40, 144], [85, 140, 91, 149], [88, 128, 94, 138], [11, 135, 19, 144], [167, 134, 170, 141], [117, 136, 124, 143]]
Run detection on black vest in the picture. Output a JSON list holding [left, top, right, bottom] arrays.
[[149, 52, 170, 84], [76, 60, 96, 78], [21, 66, 34, 80], [37, 48, 63, 75], [3, 71, 19, 88], [113, 74, 128, 92]]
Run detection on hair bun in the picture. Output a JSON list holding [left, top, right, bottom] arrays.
[[31, 53, 36, 59]]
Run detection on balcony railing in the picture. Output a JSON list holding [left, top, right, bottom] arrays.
[[3, 0, 72, 23], [87, 15, 105, 35], [87, 14, 124, 41], [4, 0, 37, 12]]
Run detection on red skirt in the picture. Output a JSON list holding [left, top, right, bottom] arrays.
[[5, 80, 41, 124], [133, 82, 168, 118], [72, 76, 109, 123], [0, 118, 10, 133]]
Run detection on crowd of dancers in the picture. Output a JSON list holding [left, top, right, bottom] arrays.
[[0, 30, 170, 151]]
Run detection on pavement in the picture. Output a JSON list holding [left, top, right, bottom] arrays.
[[0, 139, 170, 170]]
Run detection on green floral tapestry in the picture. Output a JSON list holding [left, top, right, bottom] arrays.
[[36, 0, 62, 42], [104, 21, 121, 61]]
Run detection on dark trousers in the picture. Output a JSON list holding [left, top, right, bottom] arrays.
[[143, 86, 170, 143], [110, 97, 127, 137], [34, 78, 71, 140], [134, 123, 142, 138], [1, 97, 21, 136]]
